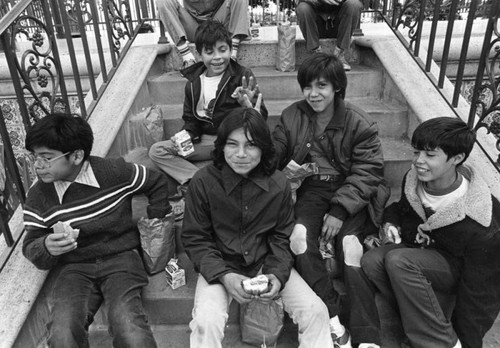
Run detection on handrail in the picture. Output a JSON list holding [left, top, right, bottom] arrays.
[[0, 0, 32, 35]]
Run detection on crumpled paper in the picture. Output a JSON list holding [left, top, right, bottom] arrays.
[[276, 22, 296, 72], [281, 160, 318, 202]]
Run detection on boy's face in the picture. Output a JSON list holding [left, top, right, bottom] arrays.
[[223, 127, 262, 178], [200, 40, 231, 77], [302, 77, 336, 113], [31, 147, 82, 183], [412, 147, 464, 190]]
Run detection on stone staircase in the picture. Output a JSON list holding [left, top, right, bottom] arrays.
[[88, 37, 414, 347]]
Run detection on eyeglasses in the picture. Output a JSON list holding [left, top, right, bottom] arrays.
[[28, 152, 71, 168]]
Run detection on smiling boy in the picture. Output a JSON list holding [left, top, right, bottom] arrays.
[[149, 19, 267, 189], [361, 117, 500, 348], [273, 53, 389, 348], [22, 113, 171, 347], [182, 107, 334, 347]]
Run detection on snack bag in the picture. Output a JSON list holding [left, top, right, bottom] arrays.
[[138, 213, 175, 275], [240, 298, 284, 346], [276, 22, 296, 72]]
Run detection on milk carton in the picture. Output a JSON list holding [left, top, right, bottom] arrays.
[[165, 258, 186, 289], [173, 130, 194, 157]]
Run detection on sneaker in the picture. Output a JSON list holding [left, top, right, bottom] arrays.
[[334, 48, 352, 71], [182, 58, 196, 69], [332, 329, 352, 348]]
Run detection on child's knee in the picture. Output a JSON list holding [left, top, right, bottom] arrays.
[[342, 235, 363, 267], [290, 224, 307, 255]]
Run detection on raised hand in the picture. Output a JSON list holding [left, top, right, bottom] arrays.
[[231, 76, 259, 107]]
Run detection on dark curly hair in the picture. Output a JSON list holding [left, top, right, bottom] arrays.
[[194, 19, 232, 54], [25, 113, 94, 160], [212, 107, 276, 176]]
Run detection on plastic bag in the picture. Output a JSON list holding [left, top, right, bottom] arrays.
[[276, 23, 296, 72], [138, 213, 175, 275], [240, 298, 284, 346]]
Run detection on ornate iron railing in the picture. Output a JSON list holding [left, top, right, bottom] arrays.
[[0, 0, 164, 250]]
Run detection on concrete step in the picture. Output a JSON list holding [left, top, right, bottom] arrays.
[[157, 97, 408, 139], [148, 65, 383, 105]]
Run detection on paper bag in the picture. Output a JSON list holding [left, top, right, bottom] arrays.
[[276, 23, 296, 72], [240, 298, 284, 346], [138, 213, 175, 275]]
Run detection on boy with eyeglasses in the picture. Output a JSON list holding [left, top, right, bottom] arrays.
[[22, 113, 171, 347], [149, 19, 267, 191]]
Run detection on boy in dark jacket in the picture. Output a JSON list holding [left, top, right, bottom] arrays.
[[22, 113, 171, 347], [156, 0, 249, 67], [361, 117, 500, 348], [149, 19, 267, 186], [273, 53, 389, 348]]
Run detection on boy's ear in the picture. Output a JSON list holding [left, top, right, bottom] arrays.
[[451, 152, 466, 165], [71, 150, 85, 165]]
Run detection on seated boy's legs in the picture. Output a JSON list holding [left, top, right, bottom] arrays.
[[149, 134, 216, 185], [361, 243, 407, 313], [385, 248, 460, 348], [156, 0, 199, 44], [213, 0, 250, 40], [48, 250, 155, 347], [49, 263, 103, 347], [189, 274, 231, 348], [100, 250, 156, 347], [280, 268, 333, 348], [290, 180, 341, 319], [333, 0, 363, 51], [336, 208, 380, 345], [295, 2, 327, 51]]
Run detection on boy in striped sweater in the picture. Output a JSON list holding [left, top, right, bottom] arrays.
[[22, 113, 171, 347]]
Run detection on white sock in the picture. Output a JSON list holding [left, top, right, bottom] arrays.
[[329, 316, 345, 337], [231, 37, 240, 60], [453, 339, 462, 348], [177, 41, 195, 62], [359, 344, 380, 348]]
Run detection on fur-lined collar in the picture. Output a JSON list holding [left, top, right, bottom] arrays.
[[405, 164, 492, 231]]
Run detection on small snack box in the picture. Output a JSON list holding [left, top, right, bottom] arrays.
[[173, 130, 194, 157], [165, 258, 186, 289]]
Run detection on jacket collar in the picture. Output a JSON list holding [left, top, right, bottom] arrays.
[[405, 164, 492, 229], [181, 59, 243, 82], [296, 96, 347, 130], [221, 164, 270, 194]]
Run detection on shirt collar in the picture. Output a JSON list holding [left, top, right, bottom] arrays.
[[53, 160, 100, 203], [221, 164, 270, 194]]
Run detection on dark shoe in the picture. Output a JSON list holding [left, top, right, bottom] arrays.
[[312, 45, 323, 54], [334, 47, 352, 71], [332, 329, 352, 348]]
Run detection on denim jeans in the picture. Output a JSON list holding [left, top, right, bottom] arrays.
[[149, 134, 216, 184], [156, 0, 250, 45], [47, 250, 156, 348], [189, 268, 333, 348], [362, 245, 459, 348], [291, 178, 380, 344]]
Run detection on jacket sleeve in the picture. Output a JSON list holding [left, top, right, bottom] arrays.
[[452, 198, 500, 348], [262, 178, 294, 288], [22, 189, 60, 270], [181, 174, 231, 283], [329, 122, 385, 219], [272, 110, 292, 170], [131, 161, 172, 219], [181, 81, 202, 142]]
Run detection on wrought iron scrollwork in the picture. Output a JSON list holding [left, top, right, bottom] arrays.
[[105, 0, 132, 56], [9, 15, 68, 123], [472, 16, 500, 164]]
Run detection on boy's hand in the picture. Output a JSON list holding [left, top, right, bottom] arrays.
[[220, 273, 253, 304], [241, 93, 263, 113], [231, 76, 259, 107], [322, 214, 343, 242], [257, 274, 281, 302], [45, 232, 77, 256]]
